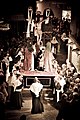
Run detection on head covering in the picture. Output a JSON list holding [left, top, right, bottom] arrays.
[[73, 72, 78, 77], [34, 77, 40, 82], [75, 78, 80, 83], [29, 78, 43, 97], [51, 36, 58, 44]]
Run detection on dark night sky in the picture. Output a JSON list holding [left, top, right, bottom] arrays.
[[0, 0, 36, 18], [0, 0, 80, 19]]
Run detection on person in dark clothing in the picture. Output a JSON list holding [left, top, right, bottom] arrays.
[[2, 60, 7, 80], [56, 93, 73, 120], [11, 74, 23, 109], [70, 89, 80, 120], [29, 77, 44, 114], [0, 82, 6, 120], [20, 115, 26, 120]]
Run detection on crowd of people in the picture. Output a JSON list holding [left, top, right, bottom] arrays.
[[0, 11, 80, 120], [53, 60, 80, 119], [0, 13, 71, 73], [0, 66, 24, 119]]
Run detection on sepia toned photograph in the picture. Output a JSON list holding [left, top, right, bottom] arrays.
[[0, 0, 80, 120], [62, 10, 71, 22]]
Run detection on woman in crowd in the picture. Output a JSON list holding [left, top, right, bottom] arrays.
[[11, 73, 23, 109], [7, 72, 15, 105], [29, 77, 44, 114]]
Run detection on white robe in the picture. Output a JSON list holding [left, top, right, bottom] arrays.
[[29, 82, 43, 97]]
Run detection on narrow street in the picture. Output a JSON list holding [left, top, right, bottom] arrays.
[[5, 89, 59, 120]]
